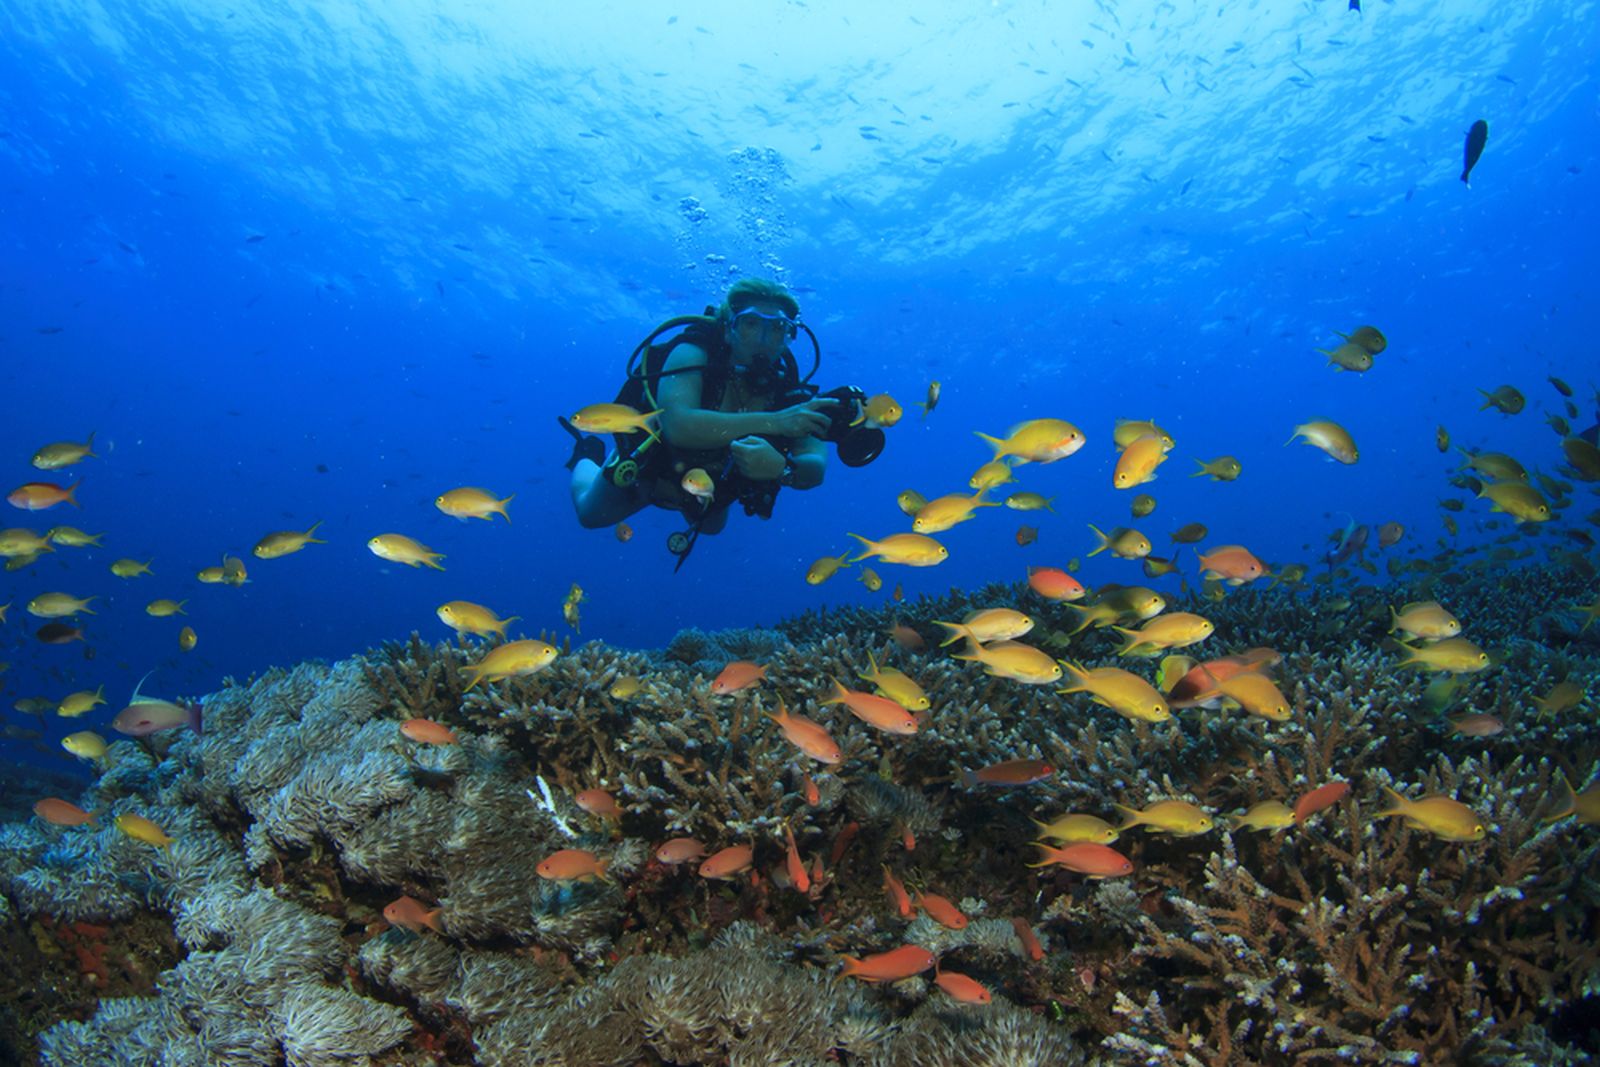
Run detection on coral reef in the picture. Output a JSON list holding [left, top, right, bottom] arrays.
[[0, 561, 1596, 1064]]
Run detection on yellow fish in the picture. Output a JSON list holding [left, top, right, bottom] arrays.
[[852, 393, 903, 429], [145, 599, 188, 617], [197, 564, 227, 584], [31, 434, 97, 470], [58, 686, 106, 717], [916, 380, 941, 418], [1455, 448, 1528, 482], [0, 528, 53, 557], [1395, 637, 1489, 673], [1112, 420, 1174, 452], [1215, 672, 1293, 721], [1031, 812, 1120, 844], [437, 600, 519, 639], [1545, 773, 1600, 825], [435, 487, 513, 523], [895, 490, 927, 517], [1004, 491, 1054, 512], [562, 583, 584, 632], [461, 639, 559, 690], [806, 551, 852, 585], [367, 533, 445, 570], [178, 626, 197, 652], [847, 532, 948, 567], [1531, 680, 1584, 719], [858, 650, 930, 711], [253, 521, 326, 560], [912, 490, 998, 534], [1388, 601, 1461, 641], [1086, 524, 1152, 559], [1113, 435, 1167, 490], [62, 731, 108, 760], [609, 675, 645, 701], [857, 567, 883, 592], [1287, 420, 1358, 464], [952, 639, 1063, 685], [222, 556, 248, 586], [1191, 456, 1242, 481], [45, 526, 102, 547], [975, 418, 1086, 465], [682, 468, 715, 504], [1057, 662, 1170, 722], [1375, 786, 1486, 841], [27, 592, 96, 618], [1477, 482, 1552, 523], [969, 460, 1018, 491], [570, 402, 661, 443], [114, 813, 174, 849], [935, 608, 1035, 646], [1116, 799, 1214, 835], [1113, 612, 1213, 657], [1224, 800, 1297, 832], [1130, 493, 1156, 518]]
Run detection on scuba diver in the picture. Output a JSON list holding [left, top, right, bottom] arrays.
[[560, 278, 883, 568]]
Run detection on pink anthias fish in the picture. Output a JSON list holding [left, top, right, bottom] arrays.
[[111, 672, 202, 737]]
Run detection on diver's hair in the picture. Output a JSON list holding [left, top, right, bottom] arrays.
[[718, 278, 800, 325]]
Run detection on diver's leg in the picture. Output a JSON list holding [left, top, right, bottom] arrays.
[[571, 460, 646, 528], [696, 504, 730, 535]]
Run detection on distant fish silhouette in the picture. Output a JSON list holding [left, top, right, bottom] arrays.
[[1461, 119, 1489, 186], [245, 234, 265, 243], [36, 326, 63, 334]]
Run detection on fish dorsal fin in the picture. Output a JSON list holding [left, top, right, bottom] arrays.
[[129, 670, 157, 706]]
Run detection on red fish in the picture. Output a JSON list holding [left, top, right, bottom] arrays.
[[576, 788, 621, 818], [916, 891, 968, 930], [839, 945, 936, 982], [654, 838, 707, 865], [711, 661, 767, 694], [699, 844, 754, 880], [1197, 544, 1268, 585], [7, 481, 80, 511], [963, 758, 1055, 788], [33, 797, 96, 826], [881, 865, 913, 918], [399, 718, 458, 745], [1011, 917, 1045, 961], [830, 821, 860, 865], [537, 849, 609, 881], [802, 772, 820, 806], [1028, 842, 1134, 878], [1027, 566, 1086, 601], [935, 968, 992, 1004], [821, 678, 918, 734], [1293, 780, 1350, 824], [784, 825, 810, 894], [383, 894, 443, 934]]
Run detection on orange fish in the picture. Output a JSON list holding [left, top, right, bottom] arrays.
[[1028, 842, 1135, 878], [1165, 654, 1271, 707], [699, 844, 755, 880], [32, 797, 96, 826], [576, 788, 621, 818], [820, 678, 918, 735], [899, 821, 916, 852], [934, 968, 992, 1004], [1027, 566, 1086, 601], [840, 945, 938, 982], [537, 849, 609, 881], [7, 481, 79, 511], [963, 758, 1055, 788], [615, 522, 633, 543], [887, 623, 924, 650], [1292, 781, 1350, 824], [881, 865, 913, 917], [916, 891, 968, 929], [399, 718, 458, 745], [1197, 544, 1268, 585], [383, 894, 444, 934], [1011, 917, 1045, 960], [784, 825, 810, 894], [712, 660, 767, 694], [654, 838, 707, 865], [831, 821, 860, 865], [763, 700, 843, 764]]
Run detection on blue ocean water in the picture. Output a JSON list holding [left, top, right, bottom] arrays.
[[1, 1, 1596, 772]]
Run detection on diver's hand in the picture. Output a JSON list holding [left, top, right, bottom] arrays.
[[767, 397, 838, 438], [730, 436, 787, 480]]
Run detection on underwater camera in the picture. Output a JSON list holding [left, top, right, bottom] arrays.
[[805, 384, 885, 467]]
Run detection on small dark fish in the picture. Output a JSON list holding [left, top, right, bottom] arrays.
[[36, 326, 63, 334], [245, 234, 265, 243], [118, 241, 137, 253], [315, 463, 330, 474], [35, 622, 85, 644], [1461, 119, 1488, 186], [435, 281, 445, 297], [1549, 375, 1573, 397]]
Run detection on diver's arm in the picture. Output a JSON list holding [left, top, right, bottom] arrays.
[[656, 344, 835, 447], [785, 434, 827, 489]]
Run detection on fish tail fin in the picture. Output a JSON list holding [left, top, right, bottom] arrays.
[[950, 638, 983, 663], [1112, 803, 1143, 831], [974, 431, 1008, 457], [1542, 772, 1578, 823], [845, 532, 875, 563], [304, 520, 327, 543], [1374, 785, 1409, 820], [425, 554, 447, 571], [1025, 843, 1059, 868], [932, 621, 968, 647], [1085, 523, 1109, 556], [497, 495, 515, 522]]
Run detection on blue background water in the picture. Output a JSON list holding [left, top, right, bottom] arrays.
[[1, 1, 1596, 771]]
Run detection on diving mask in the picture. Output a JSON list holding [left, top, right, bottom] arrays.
[[731, 307, 799, 342]]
